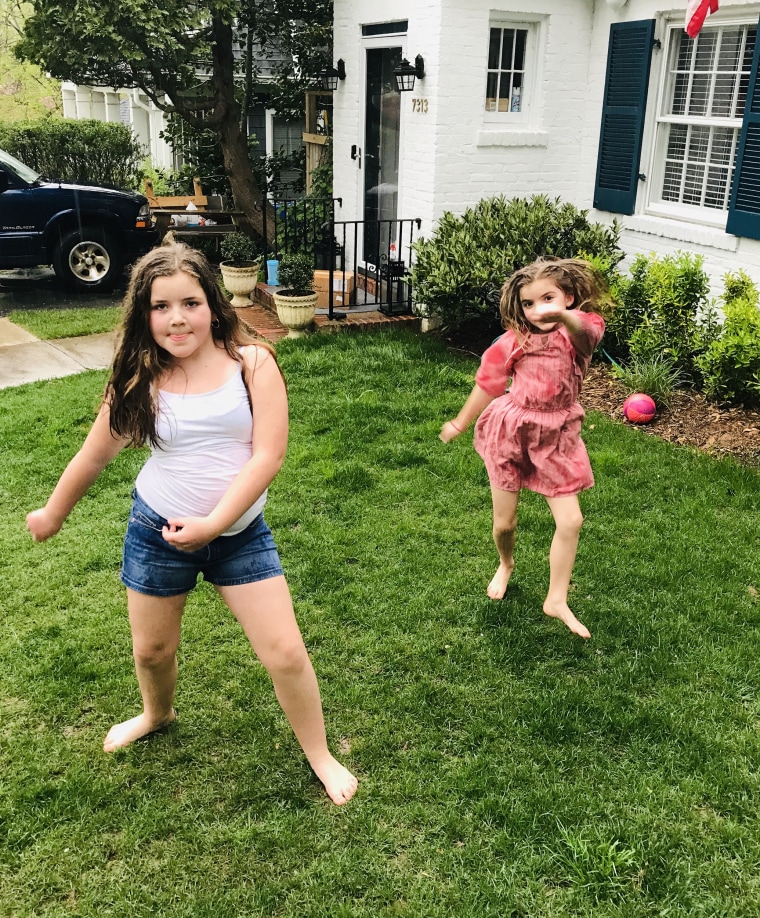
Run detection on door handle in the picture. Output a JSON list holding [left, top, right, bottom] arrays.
[[351, 145, 361, 167]]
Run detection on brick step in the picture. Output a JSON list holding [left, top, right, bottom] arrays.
[[233, 284, 420, 343]]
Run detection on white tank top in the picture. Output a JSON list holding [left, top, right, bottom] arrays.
[[134, 365, 266, 536]]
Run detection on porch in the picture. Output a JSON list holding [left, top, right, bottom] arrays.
[[236, 283, 421, 343]]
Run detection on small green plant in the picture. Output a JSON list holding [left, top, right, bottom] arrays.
[[610, 353, 689, 408], [698, 270, 760, 408], [220, 232, 259, 265], [277, 253, 315, 294]]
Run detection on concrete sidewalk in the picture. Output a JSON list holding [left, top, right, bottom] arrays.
[[0, 317, 116, 390]]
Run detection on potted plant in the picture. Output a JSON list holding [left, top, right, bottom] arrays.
[[219, 232, 261, 307], [272, 253, 318, 338]]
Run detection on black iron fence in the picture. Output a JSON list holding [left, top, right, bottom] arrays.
[[326, 217, 423, 318], [262, 197, 422, 319], [262, 197, 342, 269]]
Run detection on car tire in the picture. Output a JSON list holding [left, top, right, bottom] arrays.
[[53, 226, 124, 291]]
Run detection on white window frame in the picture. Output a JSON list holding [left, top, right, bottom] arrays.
[[483, 16, 543, 127], [647, 14, 757, 228]]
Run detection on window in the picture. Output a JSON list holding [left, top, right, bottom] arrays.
[[652, 23, 756, 218], [486, 27, 528, 114]]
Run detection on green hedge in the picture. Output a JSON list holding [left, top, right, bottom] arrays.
[[0, 118, 144, 190], [410, 195, 623, 333]]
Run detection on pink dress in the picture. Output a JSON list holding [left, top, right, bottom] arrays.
[[473, 312, 605, 497]]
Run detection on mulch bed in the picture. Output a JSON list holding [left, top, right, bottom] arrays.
[[582, 363, 760, 467]]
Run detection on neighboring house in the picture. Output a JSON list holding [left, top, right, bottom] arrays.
[[331, 0, 760, 292], [61, 37, 305, 191]]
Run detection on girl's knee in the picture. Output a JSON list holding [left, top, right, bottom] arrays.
[[493, 515, 517, 539], [558, 510, 583, 536], [262, 640, 309, 678], [133, 640, 176, 670]]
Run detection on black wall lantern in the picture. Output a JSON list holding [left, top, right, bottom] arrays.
[[393, 54, 425, 92], [320, 58, 346, 91]]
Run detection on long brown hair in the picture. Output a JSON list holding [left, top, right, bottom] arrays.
[[106, 241, 275, 446], [499, 257, 610, 345]]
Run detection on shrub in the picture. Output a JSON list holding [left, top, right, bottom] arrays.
[[410, 195, 623, 333], [277, 253, 315, 293], [603, 251, 716, 380], [220, 232, 259, 265], [697, 271, 760, 408], [0, 118, 144, 189]]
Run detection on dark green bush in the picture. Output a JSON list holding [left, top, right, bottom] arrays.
[[410, 195, 623, 333], [278, 253, 315, 293], [604, 251, 717, 381], [698, 271, 760, 408], [0, 118, 144, 189], [220, 232, 259, 265]]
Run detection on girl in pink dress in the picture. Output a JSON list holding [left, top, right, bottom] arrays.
[[440, 258, 607, 639]]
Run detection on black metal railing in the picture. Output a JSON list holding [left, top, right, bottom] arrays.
[[325, 217, 423, 318], [262, 196, 342, 269], [262, 200, 422, 320]]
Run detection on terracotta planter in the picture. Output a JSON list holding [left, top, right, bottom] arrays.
[[272, 290, 318, 338], [220, 261, 260, 307]]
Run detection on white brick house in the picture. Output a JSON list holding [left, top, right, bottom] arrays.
[[331, 0, 760, 292]]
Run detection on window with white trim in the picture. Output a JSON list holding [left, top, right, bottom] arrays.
[[484, 21, 537, 122], [651, 21, 756, 220]]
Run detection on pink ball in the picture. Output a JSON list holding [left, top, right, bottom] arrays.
[[623, 393, 656, 424]]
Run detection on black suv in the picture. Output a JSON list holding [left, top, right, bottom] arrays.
[[0, 148, 158, 291]]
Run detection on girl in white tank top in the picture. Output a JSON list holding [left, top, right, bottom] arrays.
[[26, 242, 358, 806]]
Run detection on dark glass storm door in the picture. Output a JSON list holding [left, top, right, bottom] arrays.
[[362, 46, 402, 265]]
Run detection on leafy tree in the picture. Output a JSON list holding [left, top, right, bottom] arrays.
[[15, 0, 332, 240]]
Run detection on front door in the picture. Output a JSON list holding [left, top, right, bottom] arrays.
[[363, 46, 402, 266]]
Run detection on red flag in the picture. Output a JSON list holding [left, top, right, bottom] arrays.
[[685, 0, 719, 38]]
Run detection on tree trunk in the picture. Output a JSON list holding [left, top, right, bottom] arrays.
[[209, 14, 275, 250]]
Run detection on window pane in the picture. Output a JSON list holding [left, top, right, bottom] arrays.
[[705, 165, 729, 208], [672, 73, 689, 115], [694, 31, 717, 71], [683, 163, 705, 205], [498, 74, 511, 112], [689, 125, 710, 162], [711, 73, 736, 117], [717, 30, 742, 71], [711, 127, 734, 165], [485, 73, 498, 112], [488, 29, 501, 70], [514, 30, 526, 71], [511, 73, 523, 112], [688, 74, 710, 116], [501, 30, 515, 70]]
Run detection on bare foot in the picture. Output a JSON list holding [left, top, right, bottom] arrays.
[[103, 710, 177, 752], [487, 561, 515, 600], [543, 599, 591, 639], [311, 755, 358, 805]]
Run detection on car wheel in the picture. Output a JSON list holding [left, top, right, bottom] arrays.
[[53, 227, 124, 291]]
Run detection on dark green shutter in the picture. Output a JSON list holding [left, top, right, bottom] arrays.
[[726, 17, 760, 240], [593, 20, 656, 215]]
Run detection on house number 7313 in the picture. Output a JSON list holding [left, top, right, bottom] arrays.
[[412, 98, 429, 113]]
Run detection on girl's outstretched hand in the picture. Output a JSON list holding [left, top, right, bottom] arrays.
[[27, 508, 62, 542], [161, 517, 217, 553], [439, 420, 464, 443]]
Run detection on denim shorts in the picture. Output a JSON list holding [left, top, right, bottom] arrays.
[[121, 491, 284, 597]]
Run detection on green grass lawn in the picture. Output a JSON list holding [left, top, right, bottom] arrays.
[[7, 306, 122, 340], [1, 329, 759, 917]]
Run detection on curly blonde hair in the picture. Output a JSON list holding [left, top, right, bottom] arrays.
[[499, 257, 610, 344]]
